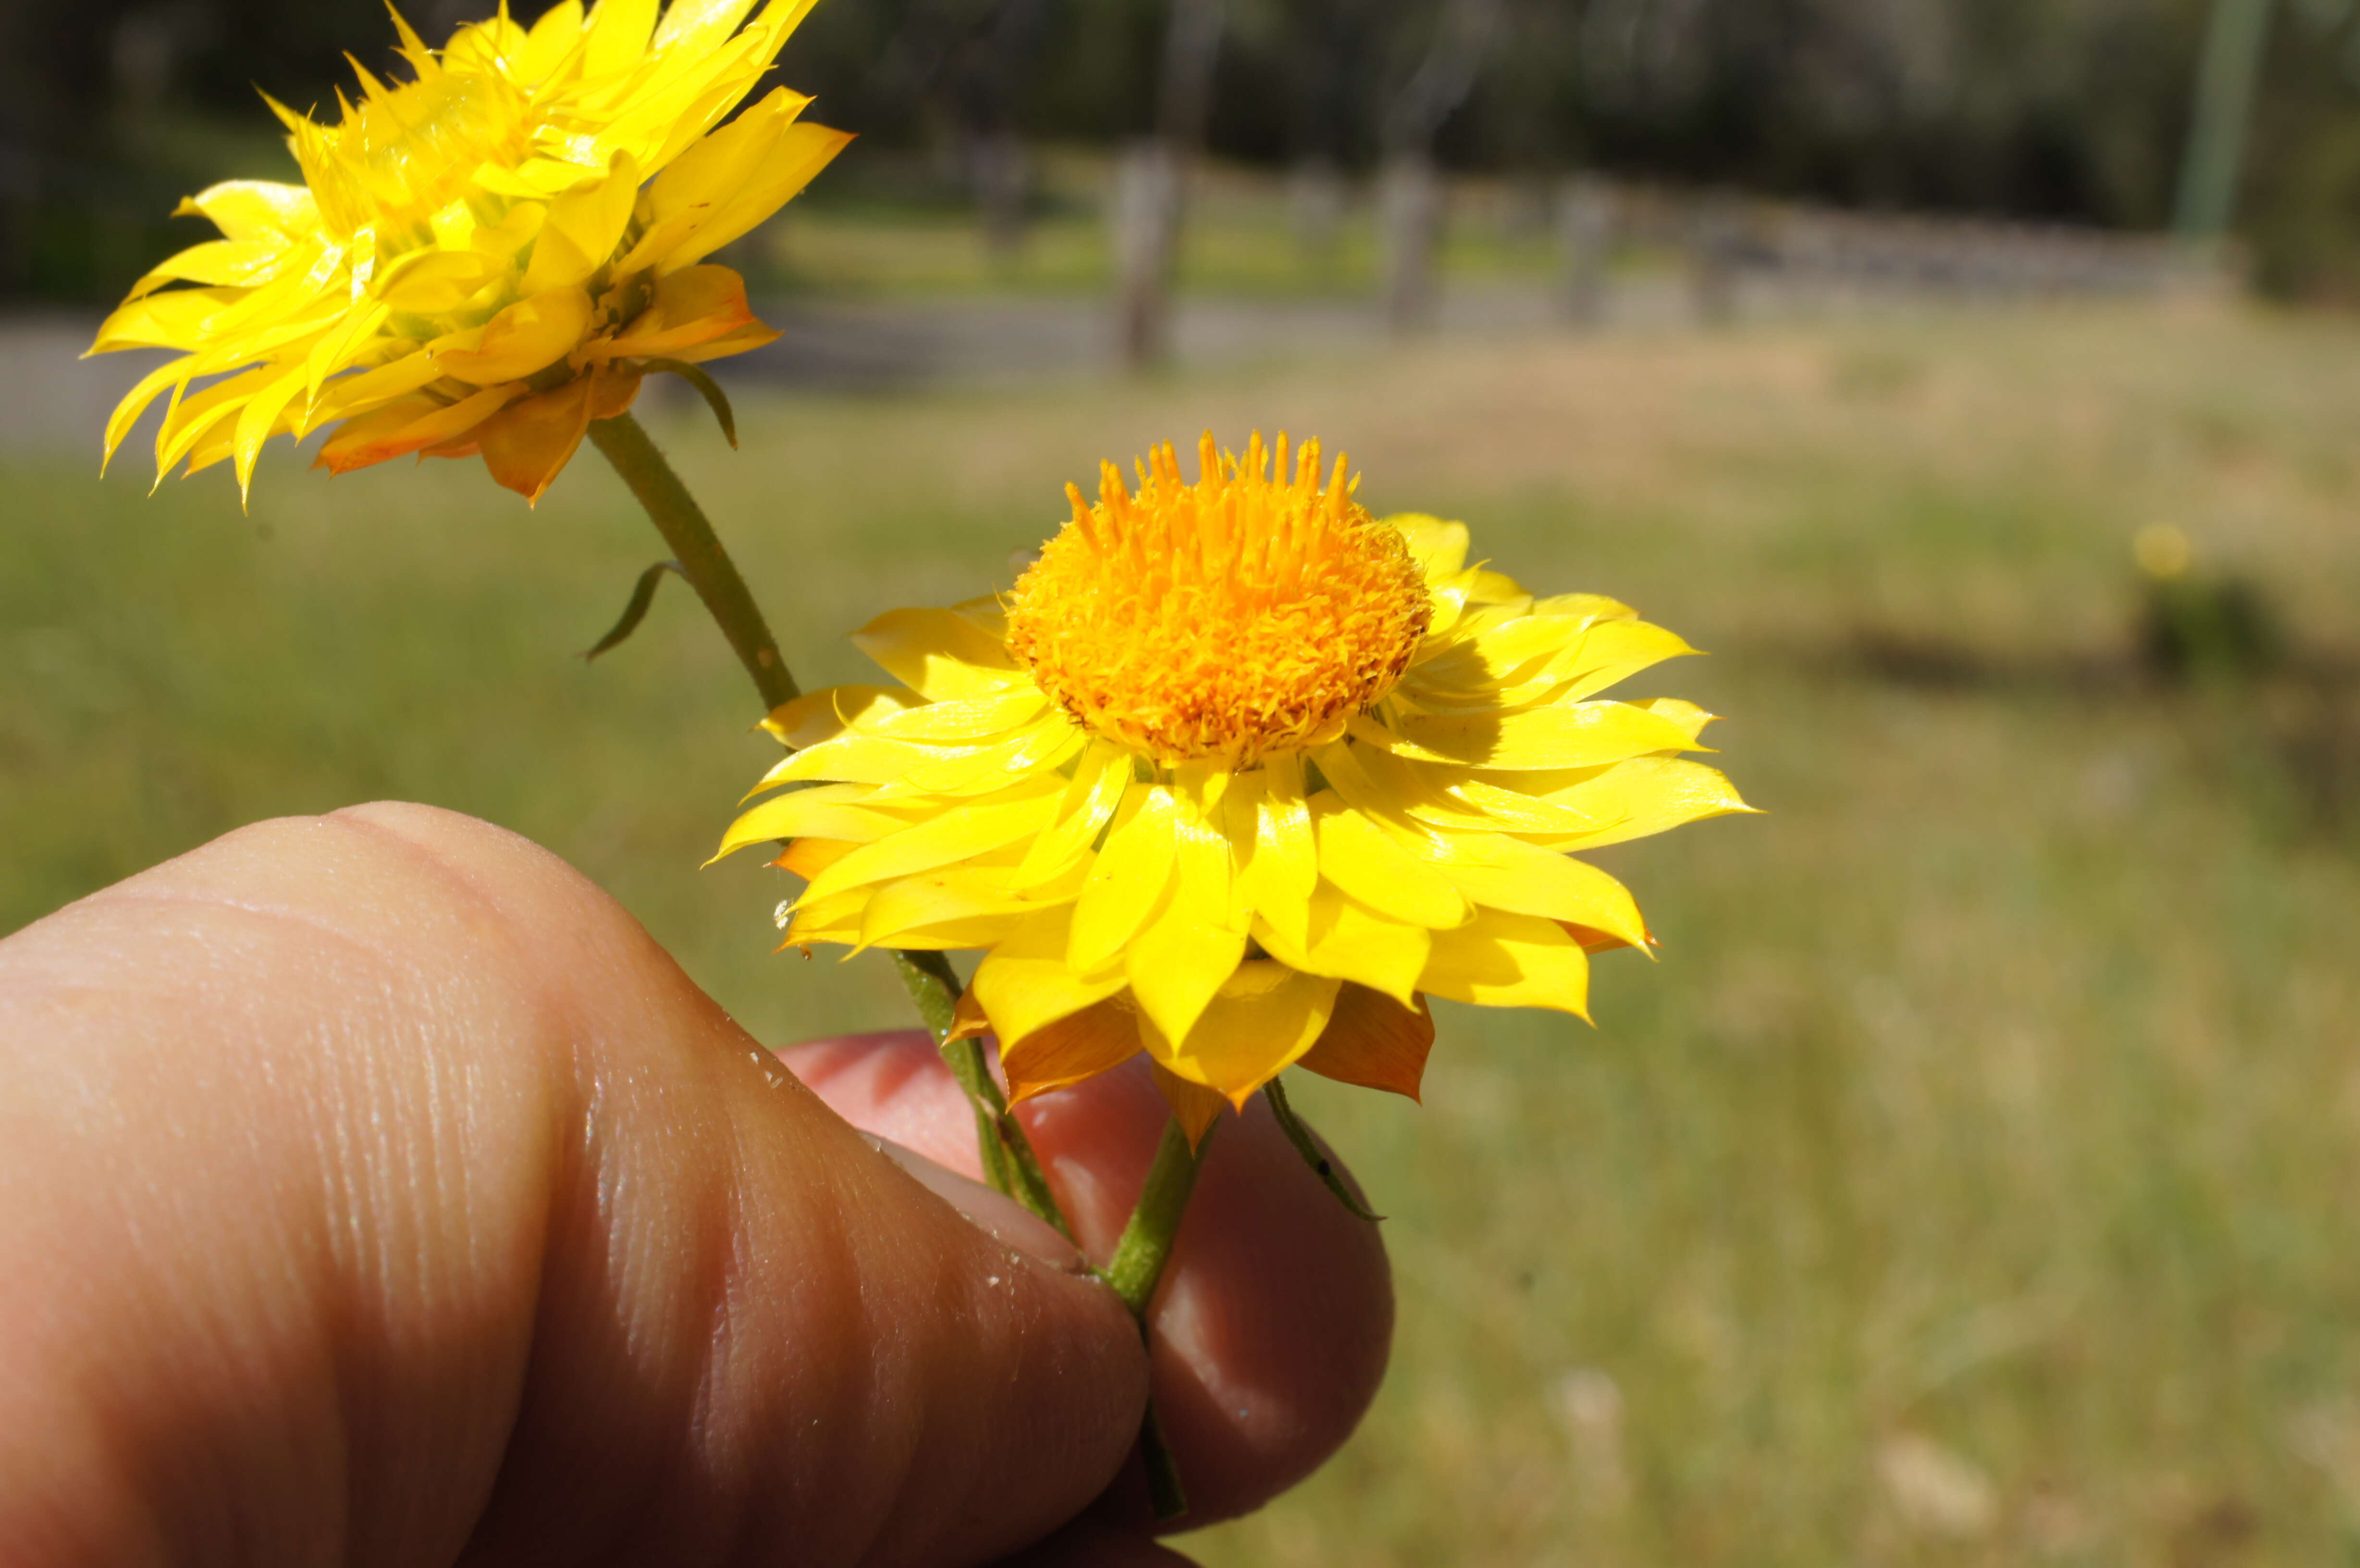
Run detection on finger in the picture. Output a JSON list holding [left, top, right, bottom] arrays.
[[782, 1033, 1394, 1529], [992, 1516, 1198, 1567], [0, 804, 1146, 1568]]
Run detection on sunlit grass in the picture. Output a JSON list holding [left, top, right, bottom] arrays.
[[8, 300, 2360, 1563]]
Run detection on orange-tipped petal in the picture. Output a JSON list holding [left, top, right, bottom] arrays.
[[1148, 1060, 1229, 1151], [1002, 996, 1142, 1104], [599, 264, 762, 360], [314, 383, 525, 475], [948, 983, 992, 1043], [1296, 985, 1436, 1102], [475, 377, 597, 502]]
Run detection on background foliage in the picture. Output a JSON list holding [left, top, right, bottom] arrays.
[[16, 0, 2360, 301]]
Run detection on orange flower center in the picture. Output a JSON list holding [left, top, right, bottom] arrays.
[[1006, 433, 1432, 766]]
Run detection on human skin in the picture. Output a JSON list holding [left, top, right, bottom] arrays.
[[0, 804, 1391, 1567]]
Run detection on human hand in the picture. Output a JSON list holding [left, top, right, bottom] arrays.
[[0, 804, 1390, 1567]]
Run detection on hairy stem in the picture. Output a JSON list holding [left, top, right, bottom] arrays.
[[587, 412, 798, 710], [588, 412, 1070, 1232], [1100, 1115, 1214, 1519]]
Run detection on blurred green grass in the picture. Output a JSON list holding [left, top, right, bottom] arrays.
[[9, 300, 2360, 1564], [750, 155, 1573, 299]]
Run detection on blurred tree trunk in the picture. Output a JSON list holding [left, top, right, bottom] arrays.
[[868, 0, 1049, 265], [1556, 173, 1615, 324], [1378, 155, 1444, 328], [1286, 0, 1373, 273], [1291, 156, 1349, 272], [2174, 0, 2274, 240], [1378, 0, 1503, 334], [967, 128, 1030, 260], [1114, 141, 1183, 367], [1115, 0, 1225, 371]]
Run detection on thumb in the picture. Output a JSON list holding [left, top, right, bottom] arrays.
[[0, 803, 1146, 1568]]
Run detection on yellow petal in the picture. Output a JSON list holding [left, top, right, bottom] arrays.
[[856, 863, 1083, 953], [1251, 881, 1430, 1007], [972, 907, 1131, 1047], [582, 0, 658, 76], [1530, 757, 1755, 849], [1310, 797, 1468, 930], [1399, 830, 1649, 947], [1014, 741, 1133, 885], [774, 837, 857, 880], [517, 0, 586, 80], [1634, 697, 1719, 743], [899, 715, 1083, 796], [849, 606, 1024, 699], [231, 366, 310, 502], [1124, 796, 1249, 1049], [523, 156, 640, 292], [374, 248, 504, 314], [431, 287, 593, 385], [1297, 985, 1435, 1101], [651, 115, 850, 273], [1001, 996, 1142, 1103], [1232, 752, 1317, 949], [799, 782, 1061, 904], [1068, 785, 1180, 973], [124, 238, 290, 299], [1532, 592, 1638, 623], [767, 731, 987, 788], [101, 355, 199, 470], [1419, 909, 1590, 1017], [715, 783, 911, 860], [1352, 699, 1704, 771], [1388, 512, 1468, 581], [854, 687, 1048, 744], [1142, 960, 1340, 1109], [651, 0, 763, 53], [759, 685, 921, 749], [302, 344, 446, 428], [91, 286, 239, 352], [1554, 619, 1701, 700], [173, 180, 316, 242]]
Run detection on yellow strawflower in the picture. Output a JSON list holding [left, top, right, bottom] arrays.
[[90, 0, 847, 503], [718, 434, 1751, 1139]]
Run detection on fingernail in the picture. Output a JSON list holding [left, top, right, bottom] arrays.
[[864, 1133, 1089, 1274]]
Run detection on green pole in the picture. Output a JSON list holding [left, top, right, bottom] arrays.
[[2174, 0, 2274, 241]]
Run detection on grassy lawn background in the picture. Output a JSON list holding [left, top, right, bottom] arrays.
[[8, 300, 2360, 1564]]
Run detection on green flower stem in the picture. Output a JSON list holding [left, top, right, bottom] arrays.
[[891, 951, 1071, 1240], [588, 412, 799, 711], [1103, 1116, 1212, 1314], [587, 411, 1071, 1235], [1102, 1114, 1215, 1520]]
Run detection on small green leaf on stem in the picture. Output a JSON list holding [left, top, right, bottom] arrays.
[[1265, 1076, 1383, 1222], [584, 561, 687, 661], [644, 359, 739, 447]]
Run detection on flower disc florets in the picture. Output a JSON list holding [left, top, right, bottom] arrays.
[[1005, 433, 1432, 766]]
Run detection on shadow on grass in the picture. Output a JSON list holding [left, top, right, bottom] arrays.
[[1833, 626, 2360, 839]]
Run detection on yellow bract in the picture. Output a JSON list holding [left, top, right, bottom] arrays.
[[90, 0, 847, 504], [718, 435, 1754, 1137]]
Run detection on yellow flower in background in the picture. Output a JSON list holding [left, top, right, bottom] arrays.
[[718, 434, 1751, 1139], [90, 0, 847, 503]]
